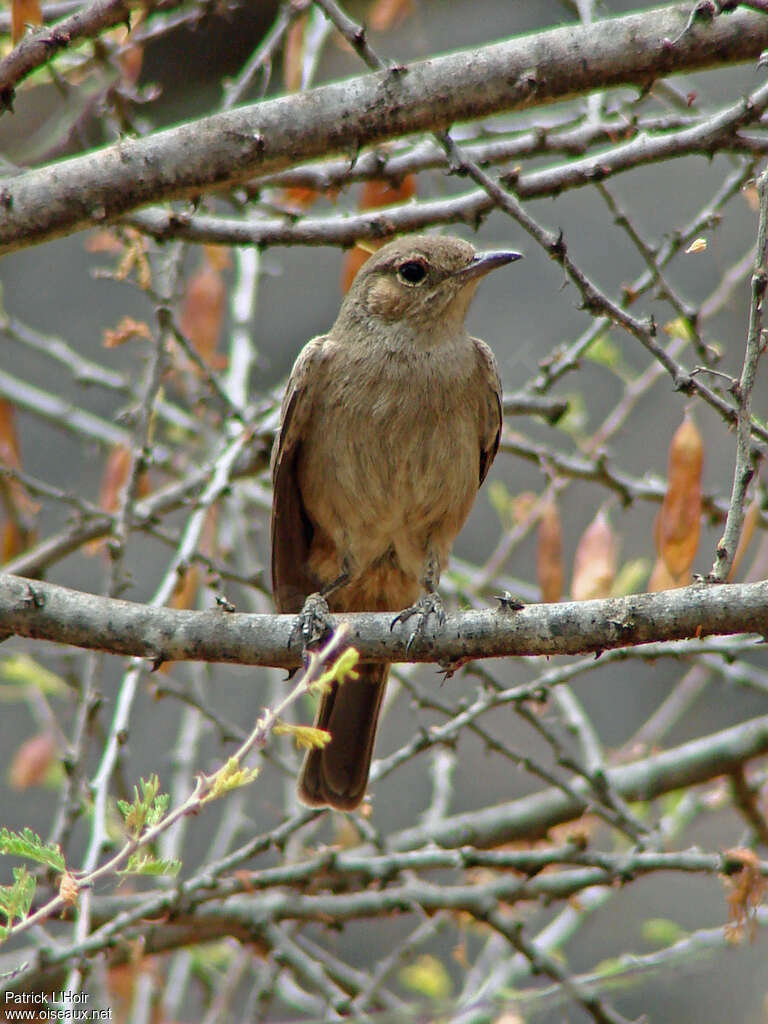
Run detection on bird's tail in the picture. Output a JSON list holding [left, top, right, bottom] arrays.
[[297, 661, 389, 810]]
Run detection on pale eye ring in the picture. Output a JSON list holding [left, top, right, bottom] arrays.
[[396, 259, 428, 285]]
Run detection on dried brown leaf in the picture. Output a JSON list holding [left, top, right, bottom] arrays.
[[85, 230, 124, 254], [537, 498, 563, 603], [11, 0, 42, 44], [86, 445, 144, 557], [179, 259, 228, 371], [571, 508, 617, 601], [369, 0, 414, 31], [0, 398, 22, 470], [655, 412, 703, 578], [647, 555, 685, 592], [284, 13, 307, 93], [9, 732, 56, 789], [0, 399, 39, 552], [103, 316, 152, 349], [722, 847, 767, 942], [728, 495, 760, 582], [339, 175, 417, 292]]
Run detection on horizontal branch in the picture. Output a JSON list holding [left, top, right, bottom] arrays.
[[0, 573, 765, 669], [389, 712, 768, 850], [2, 4, 768, 251], [3, 712, 767, 995]]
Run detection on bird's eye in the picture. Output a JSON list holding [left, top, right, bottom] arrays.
[[396, 259, 428, 285]]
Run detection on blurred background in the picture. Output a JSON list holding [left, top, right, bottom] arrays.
[[1, 0, 767, 1020]]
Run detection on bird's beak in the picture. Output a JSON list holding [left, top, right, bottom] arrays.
[[453, 249, 524, 284]]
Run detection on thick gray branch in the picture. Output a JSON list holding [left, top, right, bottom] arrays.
[[2, 4, 768, 252], [0, 573, 765, 669]]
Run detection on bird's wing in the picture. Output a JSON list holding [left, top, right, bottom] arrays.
[[271, 336, 327, 613], [472, 337, 503, 487]]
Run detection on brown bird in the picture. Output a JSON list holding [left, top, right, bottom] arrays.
[[271, 234, 522, 810]]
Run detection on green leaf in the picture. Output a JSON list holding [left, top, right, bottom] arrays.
[[273, 722, 331, 750], [663, 316, 695, 343], [554, 391, 588, 438], [0, 867, 35, 929], [399, 954, 451, 1001], [642, 917, 686, 947], [0, 827, 65, 871], [201, 758, 259, 805], [117, 775, 170, 837], [586, 333, 624, 374], [120, 853, 181, 877], [0, 654, 68, 698], [487, 479, 515, 532], [591, 955, 628, 977], [308, 647, 360, 697]]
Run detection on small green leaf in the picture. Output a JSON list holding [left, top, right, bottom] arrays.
[[487, 480, 515, 532], [554, 392, 588, 438], [0, 654, 68, 698], [591, 955, 627, 977], [308, 647, 360, 696], [642, 917, 686, 947], [273, 722, 332, 750], [399, 954, 451, 1001], [120, 853, 181, 877], [202, 758, 259, 805], [0, 866, 35, 929], [0, 827, 65, 871], [118, 775, 169, 837], [663, 316, 695, 343], [586, 333, 624, 374]]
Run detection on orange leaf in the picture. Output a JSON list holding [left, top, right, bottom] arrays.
[[571, 508, 617, 601], [284, 13, 307, 93], [170, 565, 200, 611], [0, 399, 39, 554], [359, 175, 416, 210], [341, 244, 374, 293], [340, 175, 417, 292], [537, 499, 563, 603], [655, 412, 703, 578], [9, 732, 56, 789], [0, 398, 22, 469], [98, 445, 133, 515], [728, 496, 760, 583], [119, 42, 144, 85], [86, 445, 144, 555], [2, 520, 33, 560], [279, 186, 322, 211], [11, 0, 42, 44], [179, 258, 228, 371], [85, 230, 124, 254], [369, 0, 414, 31], [647, 555, 683, 592], [722, 847, 767, 942]]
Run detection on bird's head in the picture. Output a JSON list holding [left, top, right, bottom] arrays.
[[335, 234, 523, 348]]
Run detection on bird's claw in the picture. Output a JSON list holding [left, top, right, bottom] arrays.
[[391, 592, 446, 653], [291, 592, 334, 652]]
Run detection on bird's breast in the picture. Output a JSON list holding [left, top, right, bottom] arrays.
[[298, 341, 481, 563]]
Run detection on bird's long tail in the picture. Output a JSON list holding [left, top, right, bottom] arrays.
[[298, 661, 389, 810]]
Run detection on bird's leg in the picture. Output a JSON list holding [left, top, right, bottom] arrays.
[[391, 551, 446, 653], [292, 569, 350, 649]]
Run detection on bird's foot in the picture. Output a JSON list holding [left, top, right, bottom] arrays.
[[391, 591, 446, 654], [291, 592, 335, 652]]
